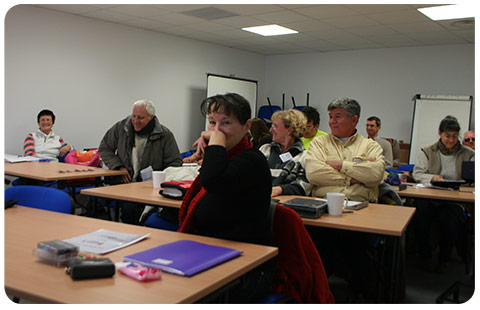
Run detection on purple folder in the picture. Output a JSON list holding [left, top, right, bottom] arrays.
[[123, 240, 242, 277]]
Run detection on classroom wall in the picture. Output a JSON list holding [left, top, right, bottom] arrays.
[[263, 44, 475, 143], [4, 5, 475, 157], [4, 5, 265, 155]]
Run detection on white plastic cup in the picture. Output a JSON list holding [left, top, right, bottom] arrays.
[[326, 192, 349, 216], [152, 171, 167, 189]]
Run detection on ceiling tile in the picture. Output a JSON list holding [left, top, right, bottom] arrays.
[[121, 18, 170, 30], [108, 5, 171, 18], [148, 12, 205, 25], [346, 4, 413, 14], [293, 5, 358, 19], [322, 15, 380, 29], [153, 25, 202, 37], [388, 21, 446, 34], [29, 4, 474, 56], [81, 10, 135, 23], [367, 9, 429, 24], [215, 4, 284, 15], [35, 4, 100, 15], [181, 21, 235, 33], [153, 4, 212, 13], [253, 9, 313, 24], [212, 16, 268, 28], [406, 31, 469, 44], [282, 19, 337, 32], [346, 25, 399, 36]]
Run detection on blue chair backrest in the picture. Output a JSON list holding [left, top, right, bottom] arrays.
[[5, 185, 72, 214], [145, 212, 179, 231], [258, 105, 281, 125], [293, 105, 307, 111], [397, 164, 415, 172]]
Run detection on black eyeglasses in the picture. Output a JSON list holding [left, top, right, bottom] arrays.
[[464, 137, 475, 142]]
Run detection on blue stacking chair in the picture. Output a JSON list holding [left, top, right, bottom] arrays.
[[258, 105, 281, 125], [144, 211, 180, 231], [5, 185, 73, 214], [293, 105, 307, 111]]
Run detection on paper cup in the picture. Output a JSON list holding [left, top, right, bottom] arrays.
[[326, 192, 348, 216], [152, 171, 167, 189]]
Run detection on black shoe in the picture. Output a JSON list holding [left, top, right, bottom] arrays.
[[419, 258, 435, 272], [435, 262, 450, 274]]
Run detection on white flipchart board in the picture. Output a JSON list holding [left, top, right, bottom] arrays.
[[409, 94, 472, 165], [205, 74, 257, 129]]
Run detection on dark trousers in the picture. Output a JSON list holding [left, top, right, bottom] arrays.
[[307, 226, 381, 299], [119, 201, 145, 225], [413, 199, 465, 262]]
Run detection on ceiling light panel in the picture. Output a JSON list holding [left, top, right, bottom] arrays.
[[242, 24, 298, 36], [417, 4, 474, 21]]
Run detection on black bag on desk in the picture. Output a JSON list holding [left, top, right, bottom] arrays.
[[281, 198, 327, 219], [66, 258, 115, 280]]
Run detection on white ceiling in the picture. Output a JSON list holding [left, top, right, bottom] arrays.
[[34, 3, 475, 55]]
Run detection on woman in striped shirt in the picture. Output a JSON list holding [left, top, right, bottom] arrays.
[[23, 109, 72, 160]]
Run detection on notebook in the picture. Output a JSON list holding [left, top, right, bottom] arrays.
[[282, 198, 327, 218], [431, 180, 466, 189], [123, 240, 242, 277], [461, 161, 474, 184]]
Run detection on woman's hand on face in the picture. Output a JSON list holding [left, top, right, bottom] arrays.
[[59, 145, 72, 156], [207, 129, 226, 147], [193, 130, 227, 153], [192, 132, 210, 155]]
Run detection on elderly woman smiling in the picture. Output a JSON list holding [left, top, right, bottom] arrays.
[[23, 109, 72, 160], [259, 109, 312, 197]]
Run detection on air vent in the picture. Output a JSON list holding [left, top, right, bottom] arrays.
[[450, 19, 474, 28], [180, 7, 239, 20]]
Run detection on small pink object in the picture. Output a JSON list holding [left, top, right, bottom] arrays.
[[119, 263, 162, 282]]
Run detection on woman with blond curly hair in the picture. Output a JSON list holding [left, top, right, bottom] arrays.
[[259, 109, 312, 197]]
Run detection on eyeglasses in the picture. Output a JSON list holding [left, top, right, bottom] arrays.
[[305, 126, 314, 130], [464, 137, 475, 143]]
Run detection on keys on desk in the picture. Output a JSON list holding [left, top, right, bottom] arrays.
[[59, 168, 95, 173]]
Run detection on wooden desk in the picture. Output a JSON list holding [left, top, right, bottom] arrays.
[[395, 185, 475, 203], [82, 184, 416, 237], [5, 161, 127, 181], [81, 181, 180, 208], [81, 186, 415, 302], [277, 196, 415, 303], [277, 196, 415, 237], [5, 206, 278, 304]]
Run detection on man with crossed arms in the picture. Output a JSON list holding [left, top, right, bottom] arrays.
[[306, 97, 385, 202], [305, 97, 385, 302]]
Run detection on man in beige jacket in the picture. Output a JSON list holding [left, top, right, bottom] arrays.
[[306, 97, 385, 202], [305, 97, 387, 301]]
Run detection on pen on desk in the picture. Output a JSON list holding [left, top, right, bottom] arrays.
[[343, 210, 353, 213]]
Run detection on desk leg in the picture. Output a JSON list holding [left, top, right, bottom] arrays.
[[386, 233, 406, 303], [114, 201, 120, 222], [88, 196, 97, 218]]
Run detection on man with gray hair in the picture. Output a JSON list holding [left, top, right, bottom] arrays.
[[306, 97, 385, 202], [366, 116, 393, 168], [99, 99, 182, 224], [305, 97, 385, 301]]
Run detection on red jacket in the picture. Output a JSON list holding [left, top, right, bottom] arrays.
[[272, 205, 335, 303]]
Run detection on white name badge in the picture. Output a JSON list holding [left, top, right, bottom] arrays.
[[279, 152, 293, 163]]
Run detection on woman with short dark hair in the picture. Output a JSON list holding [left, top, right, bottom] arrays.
[[412, 115, 474, 273], [179, 93, 273, 246], [24, 109, 72, 160], [178, 93, 275, 302]]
